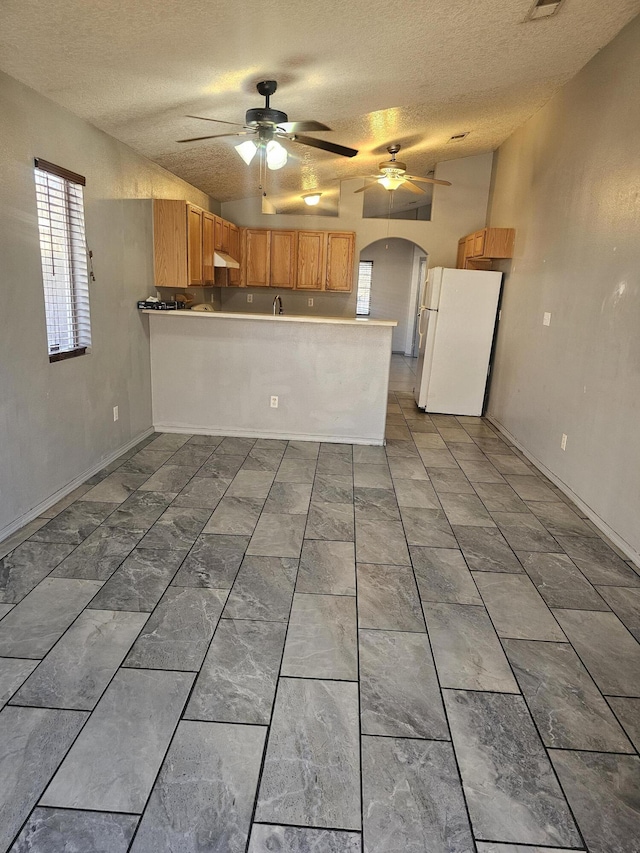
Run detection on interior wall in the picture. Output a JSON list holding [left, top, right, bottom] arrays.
[[0, 69, 217, 538], [486, 14, 640, 559], [219, 152, 493, 317], [360, 239, 417, 352]]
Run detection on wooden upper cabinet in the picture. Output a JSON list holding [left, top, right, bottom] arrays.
[[326, 232, 355, 292], [221, 220, 231, 253], [153, 199, 189, 288], [245, 229, 271, 287], [464, 234, 474, 261], [187, 205, 204, 286], [484, 227, 515, 258], [458, 227, 515, 268], [228, 224, 241, 286], [472, 229, 486, 258], [296, 231, 327, 290], [214, 216, 223, 252], [202, 212, 215, 285], [270, 231, 297, 289]]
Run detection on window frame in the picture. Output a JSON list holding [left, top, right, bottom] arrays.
[[34, 158, 91, 363], [356, 259, 373, 316]]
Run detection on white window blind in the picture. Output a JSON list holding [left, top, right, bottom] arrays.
[[356, 260, 373, 315], [34, 160, 91, 361]]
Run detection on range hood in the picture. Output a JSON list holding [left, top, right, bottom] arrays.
[[214, 251, 240, 269]]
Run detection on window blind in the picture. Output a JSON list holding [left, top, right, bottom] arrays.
[[34, 161, 91, 361], [356, 260, 373, 315]]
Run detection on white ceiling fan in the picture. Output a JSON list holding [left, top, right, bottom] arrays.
[[355, 144, 452, 194]]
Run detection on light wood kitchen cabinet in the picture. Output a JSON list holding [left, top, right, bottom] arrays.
[[228, 224, 241, 286], [245, 228, 271, 287], [270, 230, 297, 289], [457, 227, 515, 269], [153, 200, 241, 289], [296, 231, 327, 290], [221, 220, 230, 253], [202, 212, 215, 285], [214, 216, 223, 252], [187, 205, 204, 286], [473, 230, 485, 257], [326, 232, 355, 292]]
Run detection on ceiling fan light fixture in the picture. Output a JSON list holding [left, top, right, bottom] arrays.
[[235, 139, 258, 165], [303, 192, 322, 206], [266, 139, 287, 170], [378, 175, 404, 191]]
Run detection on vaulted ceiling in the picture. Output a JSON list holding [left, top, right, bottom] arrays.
[[1, 0, 638, 203]]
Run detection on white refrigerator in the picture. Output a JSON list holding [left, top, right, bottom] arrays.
[[414, 267, 502, 415]]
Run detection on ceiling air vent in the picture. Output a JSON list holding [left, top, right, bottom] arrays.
[[525, 0, 565, 21], [448, 132, 469, 143]]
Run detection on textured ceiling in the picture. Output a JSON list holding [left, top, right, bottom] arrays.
[[1, 0, 638, 202]]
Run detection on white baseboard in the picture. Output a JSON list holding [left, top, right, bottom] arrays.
[[487, 414, 640, 569], [0, 427, 154, 544], [153, 422, 384, 447]]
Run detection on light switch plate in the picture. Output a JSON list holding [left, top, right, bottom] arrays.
[[543, 312, 551, 326]]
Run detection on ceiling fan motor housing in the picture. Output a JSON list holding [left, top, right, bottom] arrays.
[[380, 162, 407, 175], [245, 107, 289, 127]]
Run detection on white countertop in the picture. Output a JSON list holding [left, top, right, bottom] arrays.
[[142, 309, 397, 327]]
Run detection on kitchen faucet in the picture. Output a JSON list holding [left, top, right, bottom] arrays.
[[273, 295, 283, 315]]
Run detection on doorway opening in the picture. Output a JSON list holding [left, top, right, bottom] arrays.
[[358, 238, 428, 357]]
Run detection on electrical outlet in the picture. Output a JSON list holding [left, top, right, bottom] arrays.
[[543, 312, 551, 326], [113, 406, 119, 422], [308, 298, 314, 307], [270, 396, 278, 408], [247, 294, 253, 303], [561, 433, 567, 451]]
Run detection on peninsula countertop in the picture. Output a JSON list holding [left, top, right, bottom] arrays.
[[141, 309, 397, 327]]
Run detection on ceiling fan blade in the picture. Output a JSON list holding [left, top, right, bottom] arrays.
[[400, 180, 426, 195], [291, 134, 358, 158], [176, 132, 250, 143], [277, 120, 332, 133], [353, 181, 381, 193], [186, 115, 246, 127], [406, 174, 452, 187]]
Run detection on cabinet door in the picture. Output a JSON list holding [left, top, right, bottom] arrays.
[[228, 224, 241, 286], [473, 229, 486, 258], [456, 238, 466, 269], [270, 231, 297, 288], [153, 200, 188, 288], [296, 231, 327, 290], [214, 216, 223, 251], [221, 220, 231, 253], [484, 227, 515, 258], [187, 205, 204, 286], [245, 229, 271, 287], [202, 212, 215, 284], [326, 232, 355, 292]]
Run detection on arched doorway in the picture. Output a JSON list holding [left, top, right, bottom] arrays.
[[358, 238, 428, 357], [358, 237, 429, 394]]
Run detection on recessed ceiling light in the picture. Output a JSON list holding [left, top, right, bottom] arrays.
[[525, 0, 564, 21], [448, 132, 469, 143]]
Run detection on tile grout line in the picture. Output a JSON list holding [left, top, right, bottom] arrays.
[[242, 438, 305, 852], [390, 393, 481, 853]]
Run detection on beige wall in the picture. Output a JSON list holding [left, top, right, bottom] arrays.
[[219, 153, 493, 317], [487, 15, 640, 561], [0, 70, 216, 538]]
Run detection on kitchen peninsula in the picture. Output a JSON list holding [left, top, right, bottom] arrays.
[[144, 311, 396, 444]]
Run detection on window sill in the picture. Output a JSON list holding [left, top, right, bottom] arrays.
[[49, 347, 87, 363]]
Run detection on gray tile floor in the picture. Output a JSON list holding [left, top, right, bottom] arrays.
[[1, 354, 639, 851]]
